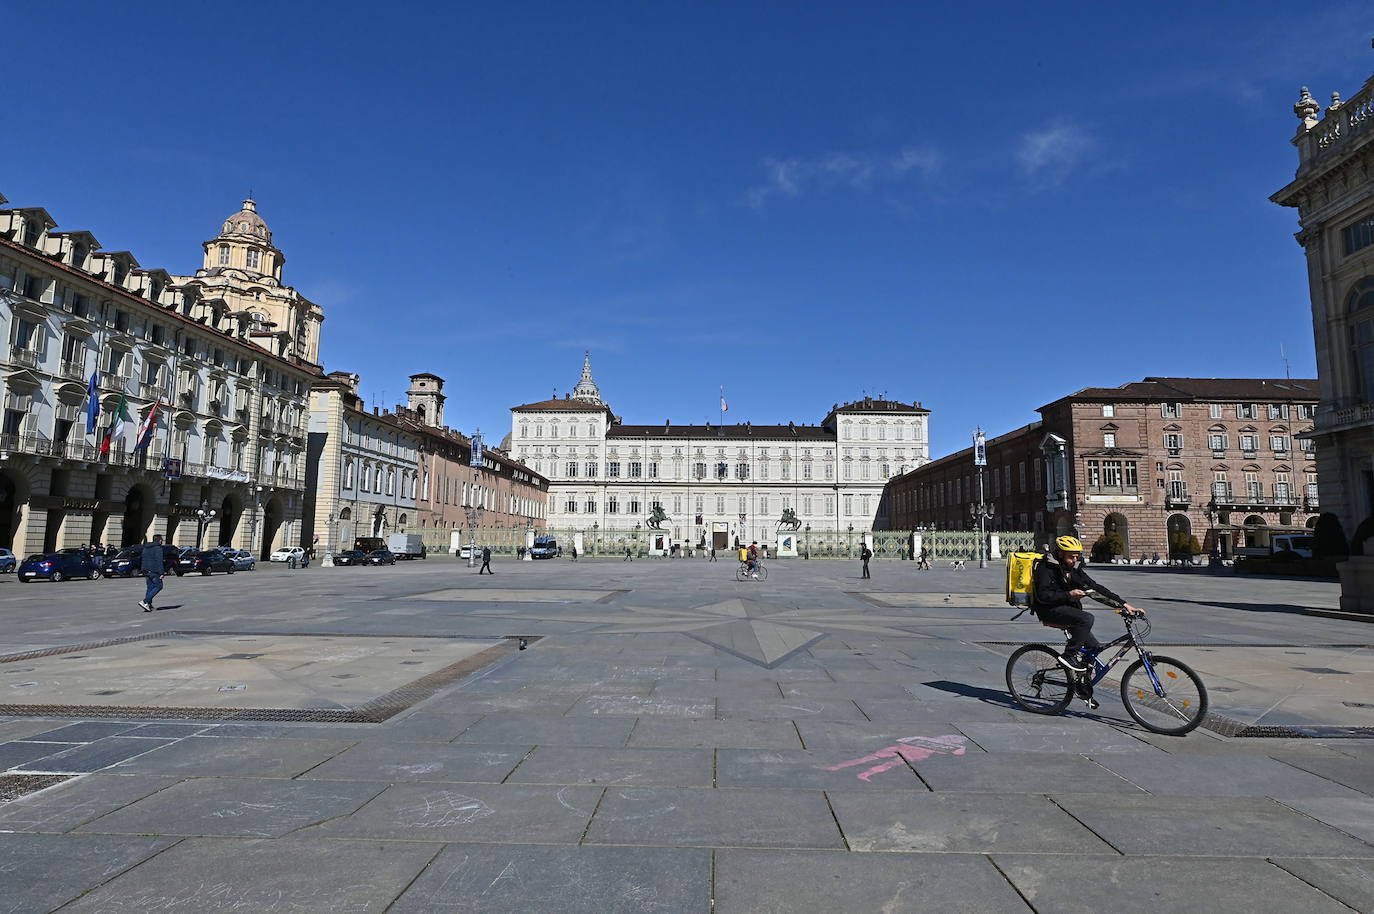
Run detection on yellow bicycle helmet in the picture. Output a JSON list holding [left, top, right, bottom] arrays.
[[1054, 535, 1083, 553]]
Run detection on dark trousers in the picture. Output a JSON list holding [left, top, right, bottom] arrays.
[[861, 560, 870, 578], [1035, 603, 1101, 652], [479, 559, 492, 574]]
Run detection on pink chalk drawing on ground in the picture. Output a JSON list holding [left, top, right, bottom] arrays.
[[821, 734, 968, 781]]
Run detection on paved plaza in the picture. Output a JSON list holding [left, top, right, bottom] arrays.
[[0, 555, 1372, 911]]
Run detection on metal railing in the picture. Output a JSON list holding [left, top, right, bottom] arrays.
[[100, 372, 129, 391], [58, 359, 85, 380], [8, 347, 39, 369]]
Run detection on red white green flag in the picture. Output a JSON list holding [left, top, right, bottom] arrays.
[[99, 393, 132, 456]]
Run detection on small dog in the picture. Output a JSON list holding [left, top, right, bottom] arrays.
[[950, 560, 965, 570]]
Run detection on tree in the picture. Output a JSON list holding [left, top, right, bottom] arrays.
[[1091, 532, 1124, 562], [1314, 512, 1350, 559]]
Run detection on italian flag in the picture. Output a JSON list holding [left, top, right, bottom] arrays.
[[99, 393, 132, 456]]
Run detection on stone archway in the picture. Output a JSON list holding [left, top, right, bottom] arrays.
[[260, 495, 284, 558], [1103, 512, 1129, 559], [218, 494, 243, 547], [121, 485, 154, 546], [1243, 515, 1267, 548], [1167, 513, 1192, 558], [372, 506, 387, 537]]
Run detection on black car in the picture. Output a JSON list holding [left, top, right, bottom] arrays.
[[364, 549, 396, 566], [103, 545, 186, 578], [333, 549, 367, 566], [19, 551, 100, 582], [177, 549, 237, 575]]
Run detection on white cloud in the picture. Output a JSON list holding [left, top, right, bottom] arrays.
[[1016, 123, 1096, 187], [746, 145, 941, 208]]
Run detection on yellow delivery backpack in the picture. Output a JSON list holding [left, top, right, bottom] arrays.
[[738, 547, 749, 563], [1006, 552, 1042, 619]]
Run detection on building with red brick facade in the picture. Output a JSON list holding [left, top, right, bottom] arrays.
[[882, 378, 1319, 558]]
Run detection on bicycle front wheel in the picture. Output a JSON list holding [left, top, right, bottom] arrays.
[[1005, 644, 1074, 715], [1120, 655, 1208, 735], [756, 565, 768, 581]]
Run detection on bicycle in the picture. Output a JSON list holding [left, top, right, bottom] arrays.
[[735, 561, 768, 582], [1005, 591, 1208, 735]]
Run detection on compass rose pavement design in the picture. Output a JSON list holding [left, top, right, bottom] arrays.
[[463, 596, 936, 668]]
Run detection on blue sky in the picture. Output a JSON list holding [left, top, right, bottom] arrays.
[[6, 2, 1372, 457]]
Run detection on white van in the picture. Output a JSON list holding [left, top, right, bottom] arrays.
[[1270, 534, 1314, 558]]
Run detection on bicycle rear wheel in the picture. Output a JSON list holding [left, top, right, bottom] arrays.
[[1006, 644, 1074, 715], [735, 564, 748, 581], [1120, 655, 1208, 735]]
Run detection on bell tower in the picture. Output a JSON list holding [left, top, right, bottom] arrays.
[[407, 373, 446, 427], [572, 351, 602, 404]]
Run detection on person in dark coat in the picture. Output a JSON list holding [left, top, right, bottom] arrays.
[[139, 534, 166, 612], [1032, 535, 1144, 671], [860, 544, 873, 578], [479, 545, 493, 574]]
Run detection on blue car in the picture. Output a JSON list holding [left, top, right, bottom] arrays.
[[19, 551, 99, 583], [0, 548, 15, 573]]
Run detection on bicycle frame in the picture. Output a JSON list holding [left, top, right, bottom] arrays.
[[1076, 617, 1167, 697]]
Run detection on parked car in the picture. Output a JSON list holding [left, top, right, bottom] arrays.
[[269, 546, 305, 563], [19, 551, 99, 582], [178, 550, 237, 575], [0, 548, 16, 573], [102, 545, 185, 578], [223, 549, 256, 571], [457, 545, 474, 559], [333, 549, 367, 566], [364, 549, 397, 566], [530, 536, 557, 559]]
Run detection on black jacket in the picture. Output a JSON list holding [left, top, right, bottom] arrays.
[[1031, 555, 1124, 614], [140, 543, 165, 574]]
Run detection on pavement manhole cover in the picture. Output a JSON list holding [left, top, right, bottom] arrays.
[[0, 773, 71, 803]]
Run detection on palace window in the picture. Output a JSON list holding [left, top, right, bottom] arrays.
[[735, 462, 749, 480], [628, 461, 643, 478], [1164, 433, 1183, 453], [694, 462, 706, 479], [1342, 216, 1374, 256], [1237, 403, 1257, 419], [608, 461, 620, 477], [218, 244, 230, 265], [1161, 402, 1181, 418], [565, 461, 578, 477], [1208, 433, 1228, 452], [1101, 404, 1115, 417], [1268, 404, 1290, 420], [1270, 435, 1289, 452], [1210, 403, 1223, 419], [1240, 434, 1258, 453], [565, 499, 577, 513], [608, 497, 619, 514], [628, 499, 640, 514], [585, 498, 597, 513], [1103, 432, 1116, 448], [648, 461, 658, 478], [246, 249, 261, 269], [586, 461, 597, 477]]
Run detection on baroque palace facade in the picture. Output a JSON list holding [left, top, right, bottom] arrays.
[[1273, 66, 1374, 612], [509, 356, 929, 550], [883, 377, 1319, 558], [0, 193, 320, 557]]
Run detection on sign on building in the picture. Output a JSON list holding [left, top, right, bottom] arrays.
[[470, 431, 484, 468]]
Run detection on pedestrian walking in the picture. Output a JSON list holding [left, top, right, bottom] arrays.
[[570, 545, 578, 561], [479, 545, 493, 574], [623, 546, 633, 562], [138, 534, 166, 612], [860, 544, 873, 579], [918, 546, 931, 570], [708, 547, 716, 562]]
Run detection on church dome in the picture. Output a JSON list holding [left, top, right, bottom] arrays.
[[219, 198, 272, 242]]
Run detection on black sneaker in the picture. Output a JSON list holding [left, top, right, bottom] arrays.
[[1056, 652, 1088, 673]]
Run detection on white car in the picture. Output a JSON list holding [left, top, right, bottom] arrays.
[[457, 545, 474, 559], [269, 547, 305, 563]]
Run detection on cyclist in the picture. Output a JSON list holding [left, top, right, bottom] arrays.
[[1032, 535, 1144, 672], [746, 541, 760, 578]]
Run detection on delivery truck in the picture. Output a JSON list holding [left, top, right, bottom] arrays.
[[387, 533, 426, 559]]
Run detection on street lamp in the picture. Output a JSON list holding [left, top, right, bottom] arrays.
[[969, 500, 994, 568], [591, 521, 599, 557], [804, 524, 811, 560], [465, 506, 482, 568], [195, 499, 217, 550], [634, 521, 641, 557], [847, 522, 854, 557]]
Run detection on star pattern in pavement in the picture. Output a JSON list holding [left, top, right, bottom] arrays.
[[465, 597, 935, 667]]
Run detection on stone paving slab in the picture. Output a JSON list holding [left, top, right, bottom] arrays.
[[0, 773, 179, 832], [1088, 752, 1369, 798], [303, 742, 532, 783], [0, 833, 176, 913], [994, 854, 1356, 913], [506, 745, 712, 787], [453, 714, 636, 746], [374, 711, 485, 742], [714, 849, 1031, 913], [1051, 793, 1374, 857], [1276, 754, 1374, 795], [389, 843, 711, 913], [74, 776, 386, 838], [1270, 795, 1374, 844], [0, 719, 68, 741], [1270, 857, 1374, 913], [17, 721, 137, 742], [777, 681, 913, 700], [110, 735, 357, 778], [955, 721, 1155, 753], [584, 787, 844, 848], [649, 679, 784, 699], [716, 747, 930, 790], [827, 790, 1118, 853], [318, 782, 602, 843], [566, 694, 716, 718], [915, 751, 1146, 794], [55, 835, 440, 913], [626, 718, 804, 749], [17, 736, 174, 773], [793, 720, 988, 752], [714, 697, 868, 721], [0, 739, 78, 770], [196, 722, 380, 740], [853, 698, 1024, 723]]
